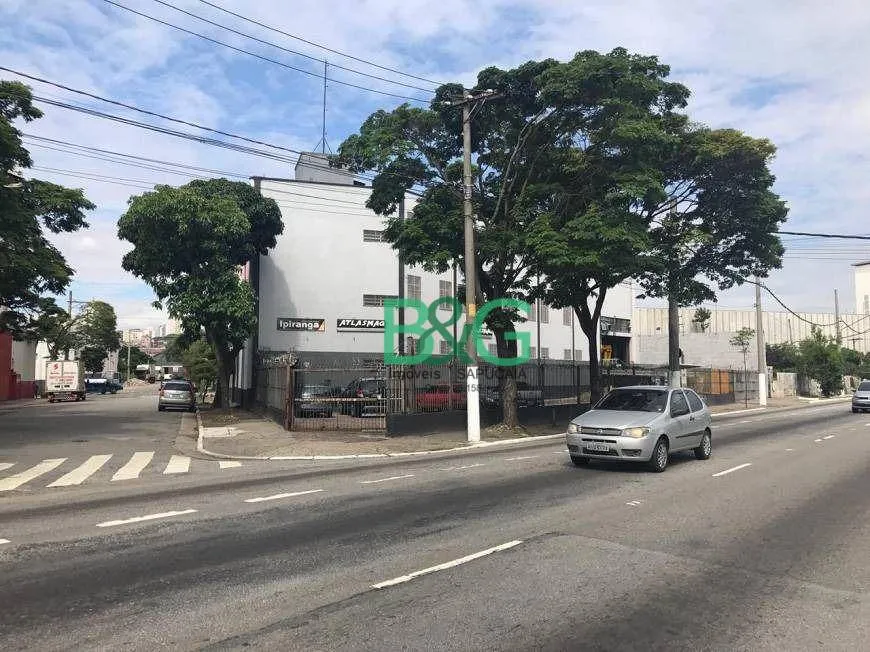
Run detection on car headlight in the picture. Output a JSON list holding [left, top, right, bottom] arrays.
[[622, 427, 650, 438], [567, 423, 579, 434]]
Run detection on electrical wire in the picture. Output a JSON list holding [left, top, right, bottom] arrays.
[[194, 0, 444, 87], [148, 0, 436, 93], [99, 0, 429, 103]]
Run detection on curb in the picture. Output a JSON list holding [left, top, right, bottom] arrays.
[[711, 396, 850, 420], [195, 412, 566, 461]]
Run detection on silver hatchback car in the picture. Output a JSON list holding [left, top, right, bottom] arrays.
[[566, 385, 713, 472], [158, 380, 196, 413]]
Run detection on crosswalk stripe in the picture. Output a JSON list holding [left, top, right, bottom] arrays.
[[0, 463, 15, 472], [47, 455, 113, 487], [219, 461, 242, 469], [111, 452, 155, 481], [0, 458, 67, 492], [163, 455, 191, 474]]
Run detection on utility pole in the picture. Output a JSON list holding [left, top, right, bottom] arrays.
[[755, 278, 767, 406], [834, 289, 842, 344], [443, 88, 499, 443], [125, 334, 132, 383]]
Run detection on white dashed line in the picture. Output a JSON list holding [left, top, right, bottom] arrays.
[[785, 448, 795, 451], [814, 438, 823, 443], [822, 434, 836, 440], [372, 540, 524, 589], [111, 452, 154, 481], [712, 463, 752, 478], [440, 463, 485, 471], [244, 489, 324, 503], [504, 456, 538, 461], [96, 509, 197, 528], [626, 500, 642, 506], [0, 538, 10, 545], [0, 463, 15, 472], [219, 461, 242, 469], [360, 474, 415, 485]]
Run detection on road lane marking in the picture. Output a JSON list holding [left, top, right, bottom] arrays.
[[244, 489, 324, 503], [163, 455, 191, 474], [111, 452, 154, 481], [0, 458, 67, 492], [712, 463, 752, 478], [0, 539, 10, 545], [96, 509, 197, 528], [626, 500, 642, 506], [0, 463, 14, 472], [219, 461, 242, 469], [440, 463, 485, 471], [360, 474, 415, 485], [785, 448, 795, 451], [504, 456, 538, 461], [372, 540, 524, 589], [814, 438, 823, 443], [47, 454, 113, 487], [822, 434, 836, 440]]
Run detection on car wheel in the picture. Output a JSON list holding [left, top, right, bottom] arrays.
[[158, 405, 165, 412], [648, 437, 669, 473], [694, 430, 712, 460], [570, 455, 589, 466]]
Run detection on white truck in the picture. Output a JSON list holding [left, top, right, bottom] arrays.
[[45, 360, 86, 403]]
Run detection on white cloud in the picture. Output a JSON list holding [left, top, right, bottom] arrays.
[[3, 0, 870, 326]]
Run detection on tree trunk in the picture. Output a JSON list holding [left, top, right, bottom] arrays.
[[668, 295, 681, 387], [494, 326, 519, 428], [208, 332, 234, 410], [575, 288, 608, 405]]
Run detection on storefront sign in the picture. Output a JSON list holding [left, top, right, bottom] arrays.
[[277, 317, 326, 332], [337, 318, 385, 331]]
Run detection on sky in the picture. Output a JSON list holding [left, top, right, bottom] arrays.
[[2, 0, 870, 331]]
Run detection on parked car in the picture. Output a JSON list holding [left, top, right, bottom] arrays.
[[294, 383, 338, 418], [565, 385, 712, 472], [481, 381, 543, 409], [417, 383, 467, 412], [852, 379, 870, 412], [157, 379, 196, 412], [339, 377, 387, 417]]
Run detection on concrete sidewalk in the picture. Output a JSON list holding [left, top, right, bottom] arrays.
[[195, 394, 851, 461]]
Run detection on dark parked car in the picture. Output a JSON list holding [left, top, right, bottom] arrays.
[[294, 383, 337, 417], [339, 377, 386, 417]]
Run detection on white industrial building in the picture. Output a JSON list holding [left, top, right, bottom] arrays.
[[232, 153, 634, 401]]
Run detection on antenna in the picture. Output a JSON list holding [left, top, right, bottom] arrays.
[[312, 60, 334, 155]]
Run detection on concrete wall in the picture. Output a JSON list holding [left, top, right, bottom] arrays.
[[635, 332, 759, 371], [11, 339, 36, 381], [770, 371, 797, 398]]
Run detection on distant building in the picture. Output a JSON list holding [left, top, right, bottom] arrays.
[[854, 261, 870, 315]]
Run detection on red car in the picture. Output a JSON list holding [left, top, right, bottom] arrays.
[[416, 383, 467, 411]]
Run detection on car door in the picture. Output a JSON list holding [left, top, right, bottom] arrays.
[[684, 389, 708, 448], [668, 390, 694, 450]]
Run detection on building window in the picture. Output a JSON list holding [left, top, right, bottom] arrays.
[[575, 349, 583, 361], [363, 229, 384, 242], [363, 294, 398, 307], [406, 336, 418, 354], [563, 348, 571, 360], [541, 347, 549, 359], [439, 340, 451, 355], [439, 279, 453, 310], [407, 275, 421, 300], [563, 307, 572, 326], [539, 302, 549, 324], [530, 346, 537, 359], [488, 343, 498, 356], [529, 302, 536, 321]]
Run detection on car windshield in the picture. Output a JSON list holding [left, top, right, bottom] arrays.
[[858, 382, 870, 391], [595, 389, 668, 412]]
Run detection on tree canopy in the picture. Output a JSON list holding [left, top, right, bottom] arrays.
[[117, 178, 282, 408], [0, 80, 95, 335]]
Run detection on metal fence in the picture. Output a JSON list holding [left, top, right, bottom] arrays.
[[684, 368, 737, 405], [288, 362, 389, 431]]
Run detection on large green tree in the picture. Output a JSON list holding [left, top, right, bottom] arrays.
[[73, 300, 121, 368], [117, 179, 282, 408], [634, 127, 789, 384], [798, 327, 844, 397], [0, 80, 95, 334], [118, 345, 152, 380], [526, 49, 689, 402]]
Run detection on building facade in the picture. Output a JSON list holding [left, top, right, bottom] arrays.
[[233, 154, 635, 402]]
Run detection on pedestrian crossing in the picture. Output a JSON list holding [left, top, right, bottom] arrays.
[[0, 452, 243, 492]]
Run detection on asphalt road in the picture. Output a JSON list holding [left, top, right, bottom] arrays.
[[0, 401, 867, 651]]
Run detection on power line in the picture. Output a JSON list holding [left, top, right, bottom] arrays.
[[778, 230, 870, 240], [194, 0, 444, 87], [98, 0, 429, 103], [148, 0, 435, 93]]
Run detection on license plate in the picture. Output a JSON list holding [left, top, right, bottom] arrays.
[[586, 442, 611, 452]]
